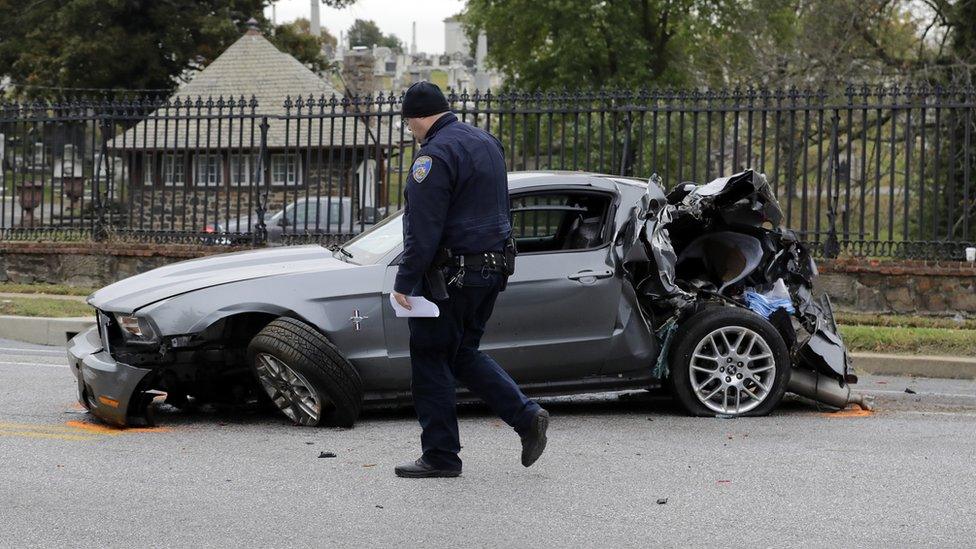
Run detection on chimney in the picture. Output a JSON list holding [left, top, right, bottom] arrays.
[[310, 0, 321, 38], [342, 49, 376, 97]]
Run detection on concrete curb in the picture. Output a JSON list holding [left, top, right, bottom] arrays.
[[852, 352, 976, 380], [0, 315, 95, 347]]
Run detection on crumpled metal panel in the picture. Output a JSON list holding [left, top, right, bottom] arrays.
[[615, 174, 691, 310]]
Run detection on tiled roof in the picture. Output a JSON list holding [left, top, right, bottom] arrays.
[[112, 31, 395, 150]]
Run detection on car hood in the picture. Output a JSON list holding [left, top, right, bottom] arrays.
[[88, 245, 355, 313]]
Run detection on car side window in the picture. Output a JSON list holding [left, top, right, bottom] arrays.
[[510, 191, 612, 253], [294, 202, 316, 225]]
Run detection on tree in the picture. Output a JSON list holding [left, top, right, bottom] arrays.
[[0, 0, 355, 98], [272, 18, 337, 73], [463, 0, 723, 90], [347, 19, 402, 52], [684, 0, 944, 89], [463, 0, 963, 91]]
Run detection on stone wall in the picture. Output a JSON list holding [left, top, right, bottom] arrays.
[[0, 242, 256, 288], [1, 243, 975, 317], [816, 259, 976, 316]]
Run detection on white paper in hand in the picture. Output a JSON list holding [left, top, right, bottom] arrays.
[[389, 293, 440, 318]]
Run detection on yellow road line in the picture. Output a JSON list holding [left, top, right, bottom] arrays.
[[0, 421, 85, 433], [0, 429, 96, 441], [0, 419, 170, 441]]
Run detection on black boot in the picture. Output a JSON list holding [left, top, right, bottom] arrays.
[[520, 408, 550, 467], [394, 458, 462, 478]]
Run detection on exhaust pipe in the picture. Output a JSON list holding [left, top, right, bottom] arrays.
[[788, 368, 873, 410]]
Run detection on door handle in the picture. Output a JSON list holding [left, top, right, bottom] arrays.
[[567, 269, 614, 282]]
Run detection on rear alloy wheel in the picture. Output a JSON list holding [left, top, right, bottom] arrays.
[[246, 317, 363, 427], [669, 307, 790, 417]]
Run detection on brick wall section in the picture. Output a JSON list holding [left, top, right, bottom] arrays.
[[2, 243, 975, 316]]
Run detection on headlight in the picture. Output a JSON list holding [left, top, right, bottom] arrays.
[[114, 314, 159, 344]]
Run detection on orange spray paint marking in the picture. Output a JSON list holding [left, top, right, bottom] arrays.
[[64, 420, 172, 434], [821, 407, 874, 418]]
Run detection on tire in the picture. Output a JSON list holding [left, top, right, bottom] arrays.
[[668, 307, 790, 417], [246, 317, 363, 427]]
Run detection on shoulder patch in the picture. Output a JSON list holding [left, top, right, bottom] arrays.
[[412, 155, 432, 183]]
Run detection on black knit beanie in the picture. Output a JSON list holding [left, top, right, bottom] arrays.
[[401, 81, 450, 118]]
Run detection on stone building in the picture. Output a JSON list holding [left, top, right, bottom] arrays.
[[111, 20, 394, 230]]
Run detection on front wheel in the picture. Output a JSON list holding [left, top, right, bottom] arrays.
[[246, 317, 363, 427], [668, 307, 790, 417]]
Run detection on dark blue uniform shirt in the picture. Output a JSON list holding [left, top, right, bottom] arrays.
[[394, 112, 512, 295]]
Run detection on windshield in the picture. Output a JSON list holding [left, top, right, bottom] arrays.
[[340, 210, 403, 264]]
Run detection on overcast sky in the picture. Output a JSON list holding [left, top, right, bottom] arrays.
[[264, 0, 466, 54]]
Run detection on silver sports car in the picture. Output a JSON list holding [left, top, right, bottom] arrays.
[[68, 170, 870, 428]]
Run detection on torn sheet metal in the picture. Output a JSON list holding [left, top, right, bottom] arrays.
[[616, 174, 692, 311]]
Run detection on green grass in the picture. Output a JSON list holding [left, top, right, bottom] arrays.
[[0, 283, 95, 296], [836, 312, 976, 331], [839, 325, 976, 356], [0, 296, 94, 317]]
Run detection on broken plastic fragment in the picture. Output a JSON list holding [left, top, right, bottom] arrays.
[[744, 280, 796, 318], [318, 451, 337, 458]]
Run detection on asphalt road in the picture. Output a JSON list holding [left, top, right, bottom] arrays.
[[2, 337, 975, 547]]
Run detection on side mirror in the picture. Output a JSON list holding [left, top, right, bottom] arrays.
[[277, 215, 289, 227]]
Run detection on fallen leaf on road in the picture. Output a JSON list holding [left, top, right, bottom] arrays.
[[363, 463, 377, 467], [717, 480, 732, 485]]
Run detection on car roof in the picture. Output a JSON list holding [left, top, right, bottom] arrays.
[[507, 171, 649, 192]]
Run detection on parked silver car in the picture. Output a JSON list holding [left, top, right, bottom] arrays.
[[206, 196, 376, 244], [68, 170, 869, 427]]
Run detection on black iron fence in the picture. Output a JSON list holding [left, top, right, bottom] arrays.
[[1, 85, 974, 258]]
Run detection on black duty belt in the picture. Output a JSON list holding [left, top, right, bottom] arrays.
[[447, 251, 507, 271]]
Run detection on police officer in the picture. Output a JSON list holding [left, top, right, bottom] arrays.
[[392, 81, 549, 478]]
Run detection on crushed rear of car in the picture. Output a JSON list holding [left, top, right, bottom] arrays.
[[618, 169, 870, 415]]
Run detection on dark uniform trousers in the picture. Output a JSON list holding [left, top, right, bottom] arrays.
[[408, 268, 540, 471]]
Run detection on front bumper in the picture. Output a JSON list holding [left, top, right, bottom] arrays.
[[67, 325, 153, 426]]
